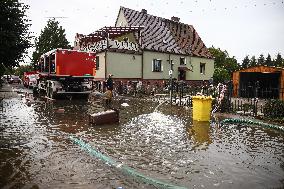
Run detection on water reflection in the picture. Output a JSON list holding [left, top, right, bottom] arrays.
[[189, 121, 212, 150]]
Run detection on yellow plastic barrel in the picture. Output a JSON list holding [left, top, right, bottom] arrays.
[[192, 96, 213, 121]]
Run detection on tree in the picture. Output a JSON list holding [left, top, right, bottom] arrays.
[[265, 54, 272, 66], [274, 53, 283, 67], [13, 64, 33, 77], [32, 19, 70, 66], [249, 56, 257, 67], [212, 67, 230, 84], [258, 54, 265, 66], [208, 47, 228, 68], [208, 47, 240, 84], [242, 55, 250, 69], [225, 56, 239, 74], [0, 0, 32, 77]]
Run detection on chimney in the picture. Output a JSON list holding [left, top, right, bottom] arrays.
[[141, 9, 147, 14], [171, 16, 180, 22]]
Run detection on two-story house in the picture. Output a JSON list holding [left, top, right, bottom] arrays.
[[74, 6, 214, 88]]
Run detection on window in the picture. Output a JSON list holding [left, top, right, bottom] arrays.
[[96, 56, 100, 70], [180, 57, 186, 65], [44, 56, 49, 72], [152, 59, 162, 72], [200, 63, 206, 74], [50, 54, 55, 73]]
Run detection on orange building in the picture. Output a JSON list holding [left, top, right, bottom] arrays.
[[232, 66, 284, 100]]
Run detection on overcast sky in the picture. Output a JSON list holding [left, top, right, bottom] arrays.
[[21, 0, 284, 63]]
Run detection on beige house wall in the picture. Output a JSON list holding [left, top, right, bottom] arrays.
[[188, 57, 214, 80], [142, 51, 214, 80], [143, 51, 176, 79], [115, 10, 128, 27], [106, 52, 142, 79], [94, 51, 214, 81], [94, 52, 106, 79]]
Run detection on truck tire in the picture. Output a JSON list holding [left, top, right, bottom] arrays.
[[33, 87, 38, 94], [49, 87, 54, 99], [49, 86, 57, 99]]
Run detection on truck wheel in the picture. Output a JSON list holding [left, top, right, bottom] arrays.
[[33, 87, 39, 95], [46, 87, 49, 98], [49, 88, 57, 99], [49, 88, 53, 99]]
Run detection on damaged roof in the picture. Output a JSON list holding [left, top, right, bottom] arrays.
[[119, 6, 212, 58]]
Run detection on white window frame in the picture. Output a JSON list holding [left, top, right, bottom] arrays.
[[152, 59, 162, 72], [180, 57, 186, 65], [200, 63, 206, 74]]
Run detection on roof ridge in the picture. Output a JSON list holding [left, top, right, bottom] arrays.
[[121, 6, 194, 27]]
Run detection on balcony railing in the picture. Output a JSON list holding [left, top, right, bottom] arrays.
[[81, 39, 140, 52]]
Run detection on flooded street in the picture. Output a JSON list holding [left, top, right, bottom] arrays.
[[0, 84, 284, 189]]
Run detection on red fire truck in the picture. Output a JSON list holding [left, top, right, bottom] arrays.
[[36, 49, 96, 98], [23, 71, 38, 88]]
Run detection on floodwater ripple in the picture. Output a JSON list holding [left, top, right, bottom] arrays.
[[0, 97, 283, 189]]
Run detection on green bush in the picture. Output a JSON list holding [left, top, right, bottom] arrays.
[[263, 99, 284, 119]]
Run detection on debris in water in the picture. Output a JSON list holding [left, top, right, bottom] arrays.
[[56, 108, 65, 113], [121, 102, 129, 107]]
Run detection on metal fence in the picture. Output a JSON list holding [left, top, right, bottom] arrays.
[[151, 82, 284, 118], [229, 98, 264, 117], [106, 80, 283, 118], [239, 86, 284, 99]]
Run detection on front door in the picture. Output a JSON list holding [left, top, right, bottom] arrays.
[[179, 70, 186, 80]]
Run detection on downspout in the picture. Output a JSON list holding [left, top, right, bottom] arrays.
[[105, 33, 109, 80], [103, 32, 109, 93], [140, 30, 143, 82], [105, 51, 107, 80], [141, 51, 144, 81], [169, 53, 173, 105], [281, 70, 284, 100]]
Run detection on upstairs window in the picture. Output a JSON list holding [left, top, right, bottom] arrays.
[[180, 57, 186, 65], [200, 63, 206, 74], [152, 59, 162, 72], [96, 56, 100, 70]]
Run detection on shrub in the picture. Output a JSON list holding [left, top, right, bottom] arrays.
[[263, 99, 284, 119]]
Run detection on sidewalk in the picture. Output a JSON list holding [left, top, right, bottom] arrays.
[[0, 83, 19, 99]]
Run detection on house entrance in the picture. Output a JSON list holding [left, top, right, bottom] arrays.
[[179, 70, 186, 80]]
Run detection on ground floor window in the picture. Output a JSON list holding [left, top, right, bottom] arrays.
[[200, 63, 206, 74], [152, 59, 162, 72]]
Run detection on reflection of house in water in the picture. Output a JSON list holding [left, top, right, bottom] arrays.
[[74, 7, 214, 88], [233, 66, 284, 100], [188, 121, 212, 150]]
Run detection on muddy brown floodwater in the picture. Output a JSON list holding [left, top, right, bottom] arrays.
[[0, 84, 284, 189]]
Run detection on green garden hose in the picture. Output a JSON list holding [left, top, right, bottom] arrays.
[[69, 136, 187, 189], [220, 118, 284, 132]]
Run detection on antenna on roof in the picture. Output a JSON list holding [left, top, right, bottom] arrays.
[[45, 16, 68, 19]]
